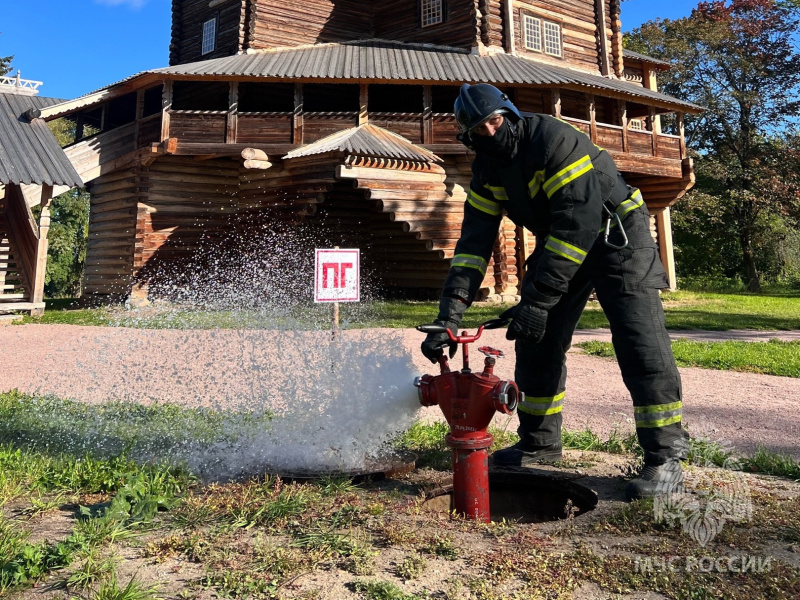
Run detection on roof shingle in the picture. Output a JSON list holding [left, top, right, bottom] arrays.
[[0, 94, 83, 187]]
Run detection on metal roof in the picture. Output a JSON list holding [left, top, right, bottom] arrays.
[[623, 49, 672, 69], [0, 94, 83, 187], [284, 123, 442, 162], [151, 40, 701, 111], [45, 40, 701, 118]]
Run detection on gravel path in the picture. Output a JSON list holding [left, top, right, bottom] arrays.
[[2, 324, 799, 459]]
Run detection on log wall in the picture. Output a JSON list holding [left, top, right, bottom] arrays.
[[170, 0, 244, 65], [247, 0, 373, 49], [480, 0, 506, 49], [133, 157, 241, 291], [513, 0, 601, 74], [84, 169, 139, 297], [373, 0, 480, 50]]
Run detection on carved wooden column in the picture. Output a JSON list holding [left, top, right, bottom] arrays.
[[160, 80, 173, 142], [31, 185, 54, 316], [227, 81, 239, 144]]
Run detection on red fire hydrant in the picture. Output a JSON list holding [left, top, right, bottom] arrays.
[[414, 320, 521, 523]]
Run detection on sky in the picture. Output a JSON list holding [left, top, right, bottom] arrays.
[[0, 0, 701, 100]]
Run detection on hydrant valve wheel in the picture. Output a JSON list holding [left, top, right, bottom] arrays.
[[478, 346, 504, 359]]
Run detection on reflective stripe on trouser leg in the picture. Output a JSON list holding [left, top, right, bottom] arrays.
[[590, 210, 689, 465], [513, 252, 594, 447]]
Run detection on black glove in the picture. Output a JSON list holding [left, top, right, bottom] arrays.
[[500, 303, 549, 343], [421, 320, 458, 363], [420, 294, 468, 363]]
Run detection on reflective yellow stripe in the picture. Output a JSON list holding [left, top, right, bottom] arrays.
[[467, 189, 502, 216], [616, 188, 644, 219], [451, 254, 488, 276], [635, 401, 682, 428], [528, 170, 545, 197], [635, 401, 682, 414], [544, 236, 588, 265], [637, 414, 683, 428], [518, 391, 565, 416], [543, 155, 594, 198], [486, 185, 509, 201], [599, 188, 645, 233]]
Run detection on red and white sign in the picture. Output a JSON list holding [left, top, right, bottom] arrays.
[[314, 248, 360, 303]]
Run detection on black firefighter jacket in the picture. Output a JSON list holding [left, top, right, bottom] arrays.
[[442, 113, 643, 306]]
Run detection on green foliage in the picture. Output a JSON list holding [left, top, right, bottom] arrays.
[[0, 34, 12, 77], [561, 428, 639, 455], [626, 1, 800, 291], [44, 188, 90, 298], [92, 573, 162, 600], [0, 516, 75, 593], [577, 338, 800, 378], [353, 579, 426, 600]]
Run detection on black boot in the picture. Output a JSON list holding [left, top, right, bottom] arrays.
[[491, 441, 563, 467], [625, 459, 684, 501]]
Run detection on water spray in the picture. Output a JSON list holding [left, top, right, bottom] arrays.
[[414, 319, 521, 523]]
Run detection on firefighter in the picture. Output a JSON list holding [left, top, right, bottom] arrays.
[[421, 83, 688, 500]]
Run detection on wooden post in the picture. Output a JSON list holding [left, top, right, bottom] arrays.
[[655, 208, 677, 291], [504, 0, 516, 55], [589, 94, 597, 143], [227, 81, 239, 144], [677, 112, 686, 159], [133, 87, 145, 149], [423, 85, 433, 144], [649, 106, 659, 156], [359, 84, 368, 127], [551, 89, 561, 119], [160, 80, 173, 142], [100, 103, 108, 134], [595, 0, 611, 77], [619, 100, 628, 152], [332, 245, 340, 339], [31, 185, 54, 316], [75, 112, 84, 143], [293, 83, 304, 145]]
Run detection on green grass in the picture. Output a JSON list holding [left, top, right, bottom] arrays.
[[0, 390, 273, 467], [22, 288, 800, 332], [576, 339, 800, 378]]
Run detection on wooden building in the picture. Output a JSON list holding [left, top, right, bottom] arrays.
[[0, 75, 83, 315], [42, 0, 700, 303]]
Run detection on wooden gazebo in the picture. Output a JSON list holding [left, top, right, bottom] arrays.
[[0, 76, 83, 315]]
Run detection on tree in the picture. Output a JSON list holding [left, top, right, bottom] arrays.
[[0, 47, 12, 76], [627, 0, 800, 291], [41, 122, 91, 298]]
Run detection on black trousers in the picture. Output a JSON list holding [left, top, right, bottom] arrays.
[[514, 207, 689, 465]]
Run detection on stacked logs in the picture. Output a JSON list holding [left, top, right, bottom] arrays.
[[84, 168, 139, 297]]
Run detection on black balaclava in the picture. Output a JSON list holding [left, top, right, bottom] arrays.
[[470, 115, 519, 164]]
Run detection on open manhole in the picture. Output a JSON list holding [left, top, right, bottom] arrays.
[[422, 468, 598, 523]]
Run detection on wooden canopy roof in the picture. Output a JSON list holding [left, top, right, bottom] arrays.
[[0, 94, 82, 187], [284, 123, 442, 162]]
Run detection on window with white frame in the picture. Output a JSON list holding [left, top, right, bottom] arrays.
[[421, 0, 443, 27], [523, 15, 562, 58], [523, 15, 542, 52], [543, 20, 562, 57], [202, 17, 217, 55]]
